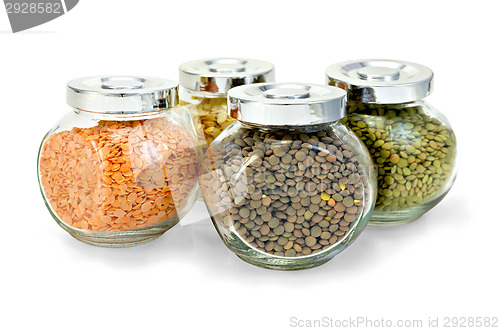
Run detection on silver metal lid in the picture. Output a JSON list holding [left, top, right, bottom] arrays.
[[179, 58, 275, 95], [228, 83, 347, 126], [67, 76, 179, 113], [325, 59, 434, 104]]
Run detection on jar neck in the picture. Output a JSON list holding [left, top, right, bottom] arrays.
[[237, 120, 340, 133], [179, 87, 227, 100], [346, 100, 431, 116], [73, 108, 172, 121], [348, 99, 426, 108]]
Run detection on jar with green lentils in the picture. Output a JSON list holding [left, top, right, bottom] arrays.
[[199, 83, 376, 270], [326, 59, 457, 225]]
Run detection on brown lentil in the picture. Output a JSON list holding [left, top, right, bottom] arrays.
[[200, 127, 370, 257]]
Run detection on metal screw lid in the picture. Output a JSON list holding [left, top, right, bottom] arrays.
[[325, 59, 434, 104], [179, 58, 275, 95], [67, 76, 179, 113], [228, 83, 347, 126]]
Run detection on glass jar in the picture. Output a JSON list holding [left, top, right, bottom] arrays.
[[179, 58, 275, 146], [199, 83, 376, 270], [326, 60, 458, 225], [38, 76, 201, 247]]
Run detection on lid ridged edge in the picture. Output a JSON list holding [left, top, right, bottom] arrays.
[[67, 76, 179, 113], [179, 58, 275, 94], [326, 59, 434, 104], [228, 82, 347, 126]]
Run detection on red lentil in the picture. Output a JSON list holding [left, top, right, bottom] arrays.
[[39, 117, 199, 232]]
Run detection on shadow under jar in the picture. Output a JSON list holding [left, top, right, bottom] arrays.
[[199, 83, 376, 270], [326, 60, 458, 225], [178, 58, 275, 147], [38, 76, 201, 247]]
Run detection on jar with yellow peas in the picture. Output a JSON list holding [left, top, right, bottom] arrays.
[[179, 58, 275, 146]]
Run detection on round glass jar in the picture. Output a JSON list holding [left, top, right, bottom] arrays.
[[38, 76, 201, 247], [179, 58, 275, 146], [199, 83, 376, 270], [326, 60, 458, 226]]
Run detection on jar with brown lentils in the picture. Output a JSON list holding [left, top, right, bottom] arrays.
[[327, 59, 458, 225], [199, 83, 376, 270], [38, 76, 202, 247]]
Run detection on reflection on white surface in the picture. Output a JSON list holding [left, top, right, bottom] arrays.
[[58, 193, 469, 282], [179, 200, 211, 226]]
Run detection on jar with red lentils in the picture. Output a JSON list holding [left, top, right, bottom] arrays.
[[38, 76, 202, 247]]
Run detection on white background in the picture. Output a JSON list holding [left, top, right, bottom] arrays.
[[1, 1, 499, 330]]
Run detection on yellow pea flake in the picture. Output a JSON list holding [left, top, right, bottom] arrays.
[[217, 111, 227, 124]]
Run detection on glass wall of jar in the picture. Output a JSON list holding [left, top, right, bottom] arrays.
[[38, 76, 203, 247], [199, 83, 376, 270], [179, 58, 275, 147], [326, 60, 458, 226]]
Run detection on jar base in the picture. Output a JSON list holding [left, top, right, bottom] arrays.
[[368, 192, 449, 226], [221, 230, 338, 270], [57, 217, 180, 248], [235, 253, 331, 271]]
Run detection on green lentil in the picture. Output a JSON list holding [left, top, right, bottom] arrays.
[[342, 101, 456, 212]]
